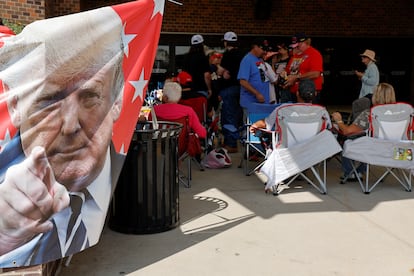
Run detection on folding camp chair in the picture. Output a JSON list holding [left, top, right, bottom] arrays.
[[239, 103, 280, 176], [179, 96, 208, 165], [342, 102, 414, 193], [179, 96, 208, 126], [260, 103, 342, 195], [157, 115, 202, 188], [331, 97, 372, 167]]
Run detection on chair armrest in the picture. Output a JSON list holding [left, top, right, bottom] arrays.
[[250, 126, 278, 149], [336, 130, 367, 146]]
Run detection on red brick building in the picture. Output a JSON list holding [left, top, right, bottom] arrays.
[[1, 0, 413, 104]]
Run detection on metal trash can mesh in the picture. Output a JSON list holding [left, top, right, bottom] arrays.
[[109, 121, 182, 234]]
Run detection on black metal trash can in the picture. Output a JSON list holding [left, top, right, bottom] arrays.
[[109, 121, 182, 234]]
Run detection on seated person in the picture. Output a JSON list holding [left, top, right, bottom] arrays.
[[331, 83, 396, 181], [175, 70, 193, 94], [151, 81, 206, 139], [351, 96, 371, 121], [250, 79, 316, 132]]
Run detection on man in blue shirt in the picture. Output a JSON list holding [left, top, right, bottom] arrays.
[[238, 37, 272, 111]]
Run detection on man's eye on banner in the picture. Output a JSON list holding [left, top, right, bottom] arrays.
[[0, 0, 164, 268]]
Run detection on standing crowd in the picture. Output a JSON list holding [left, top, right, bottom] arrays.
[[155, 30, 385, 177]]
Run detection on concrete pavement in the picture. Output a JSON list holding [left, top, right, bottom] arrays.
[[59, 152, 414, 276]]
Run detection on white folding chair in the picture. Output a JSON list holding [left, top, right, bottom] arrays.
[[343, 102, 414, 193], [260, 104, 342, 195]]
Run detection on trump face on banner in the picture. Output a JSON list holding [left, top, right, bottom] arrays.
[[0, 0, 164, 267]]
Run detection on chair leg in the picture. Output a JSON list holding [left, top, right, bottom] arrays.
[[271, 161, 327, 196], [368, 167, 412, 193], [192, 155, 205, 171], [187, 157, 191, 186], [340, 160, 367, 193], [178, 155, 191, 188]]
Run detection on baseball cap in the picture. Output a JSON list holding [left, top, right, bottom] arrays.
[[176, 71, 192, 86], [223, 31, 237, 42], [290, 37, 298, 48], [289, 42, 299, 49], [252, 37, 270, 51], [191, 34, 204, 45], [291, 32, 308, 44], [210, 52, 223, 60]]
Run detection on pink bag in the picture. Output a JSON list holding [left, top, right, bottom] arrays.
[[202, 148, 232, 169]]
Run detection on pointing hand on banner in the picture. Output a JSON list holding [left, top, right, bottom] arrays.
[[0, 146, 69, 255]]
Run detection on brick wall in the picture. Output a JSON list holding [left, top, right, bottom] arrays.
[[0, 0, 45, 24], [161, 0, 414, 38], [1, 0, 413, 38]]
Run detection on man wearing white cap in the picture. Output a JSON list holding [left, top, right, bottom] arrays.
[[182, 34, 212, 99], [355, 49, 379, 99], [219, 31, 244, 153]]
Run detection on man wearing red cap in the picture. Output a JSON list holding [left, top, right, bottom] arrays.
[[283, 33, 323, 103]]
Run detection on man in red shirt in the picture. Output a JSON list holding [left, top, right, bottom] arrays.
[[284, 33, 323, 103]]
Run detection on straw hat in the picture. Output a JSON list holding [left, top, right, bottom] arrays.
[[360, 49, 376, 62]]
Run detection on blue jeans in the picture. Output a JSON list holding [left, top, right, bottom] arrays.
[[219, 85, 242, 147], [342, 156, 366, 175]]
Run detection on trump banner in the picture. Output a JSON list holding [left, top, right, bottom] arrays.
[[0, 0, 164, 267]]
